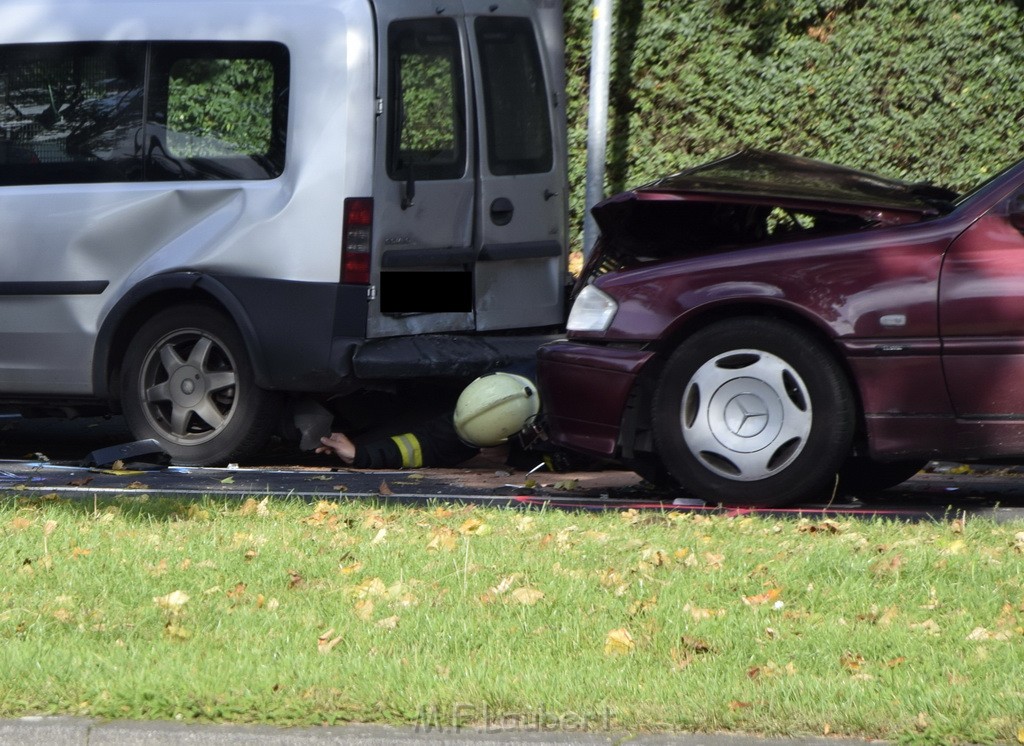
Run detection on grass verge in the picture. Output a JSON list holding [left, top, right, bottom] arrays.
[[1, 491, 1022, 744]]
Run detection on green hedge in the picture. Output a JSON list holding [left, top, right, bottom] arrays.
[[563, 0, 1024, 247]]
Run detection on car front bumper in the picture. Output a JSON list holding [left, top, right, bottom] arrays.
[[537, 340, 655, 458]]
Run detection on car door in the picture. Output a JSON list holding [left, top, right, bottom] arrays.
[[939, 187, 1024, 419]]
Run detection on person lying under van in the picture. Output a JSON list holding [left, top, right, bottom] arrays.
[[315, 373, 539, 469]]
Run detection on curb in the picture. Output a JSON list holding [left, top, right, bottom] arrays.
[[0, 717, 886, 746]]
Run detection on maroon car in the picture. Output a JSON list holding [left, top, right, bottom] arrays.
[[538, 149, 1024, 506]]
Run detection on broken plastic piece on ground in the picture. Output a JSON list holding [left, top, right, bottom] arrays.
[[82, 439, 170, 470]]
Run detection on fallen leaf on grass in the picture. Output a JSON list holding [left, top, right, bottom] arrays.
[[164, 622, 192, 641], [728, 701, 752, 711], [318, 628, 342, 654], [351, 577, 387, 599], [604, 628, 635, 656], [354, 599, 374, 621], [869, 554, 904, 576], [458, 518, 488, 536], [153, 590, 190, 612], [641, 548, 670, 567], [704, 552, 725, 570], [287, 570, 304, 589], [966, 626, 1014, 642], [510, 587, 544, 606], [376, 615, 400, 629], [840, 652, 865, 671], [628, 596, 658, 617], [747, 661, 797, 679], [426, 528, 458, 552], [743, 588, 782, 606], [797, 519, 844, 534], [684, 603, 725, 621], [679, 635, 714, 654], [239, 497, 270, 516], [909, 619, 941, 636], [941, 540, 966, 556]]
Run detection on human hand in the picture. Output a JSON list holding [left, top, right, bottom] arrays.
[[315, 432, 356, 464]]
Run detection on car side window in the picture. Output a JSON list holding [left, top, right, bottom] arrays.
[[386, 18, 466, 182]]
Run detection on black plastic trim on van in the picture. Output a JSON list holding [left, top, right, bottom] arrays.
[[478, 240, 561, 262], [0, 281, 109, 295], [352, 332, 560, 379]]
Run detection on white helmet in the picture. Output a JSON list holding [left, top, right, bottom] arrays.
[[453, 372, 541, 447]]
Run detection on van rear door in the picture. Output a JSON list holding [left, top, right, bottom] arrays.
[[467, 6, 566, 331], [369, 0, 566, 339], [370, 1, 476, 338]]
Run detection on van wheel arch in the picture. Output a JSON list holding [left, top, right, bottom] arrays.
[[94, 273, 269, 401]]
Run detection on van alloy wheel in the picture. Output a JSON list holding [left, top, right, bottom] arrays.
[[121, 305, 280, 465]]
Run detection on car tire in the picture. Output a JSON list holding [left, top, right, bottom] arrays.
[[120, 305, 282, 466], [653, 318, 855, 507], [836, 457, 926, 497]]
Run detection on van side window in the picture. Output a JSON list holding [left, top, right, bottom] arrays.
[[0, 43, 145, 186], [0, 41, 288, 186], [475, 17, 553, 176], [386, 19, 466, 182], [151, 43, 288, 180]]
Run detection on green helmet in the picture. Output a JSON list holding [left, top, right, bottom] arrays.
[[453, 372, 541, 447]]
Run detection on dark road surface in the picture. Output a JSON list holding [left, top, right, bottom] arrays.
[[3, 414, 1024, 522]]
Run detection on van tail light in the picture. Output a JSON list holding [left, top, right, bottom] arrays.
[[342, 197, 373, 285]]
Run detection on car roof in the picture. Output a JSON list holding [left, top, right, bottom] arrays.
[[634, 150, 959, 215]]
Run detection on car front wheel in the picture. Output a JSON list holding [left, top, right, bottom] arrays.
[[120, 305, 281, 465], [653, 318, 855, 506]]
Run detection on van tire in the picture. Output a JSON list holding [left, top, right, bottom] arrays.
[[120, 305, 281, 466]]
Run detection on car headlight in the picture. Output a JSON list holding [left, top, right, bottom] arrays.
[[567, 284, 618, 332]]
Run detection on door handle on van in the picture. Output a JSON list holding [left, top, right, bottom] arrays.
[[489, 197, 514, 226]]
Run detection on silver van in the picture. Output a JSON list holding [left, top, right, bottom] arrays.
[[0, 0, 568, 463]]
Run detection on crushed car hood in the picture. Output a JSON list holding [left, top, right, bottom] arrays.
[[622, 149, 959, 215]]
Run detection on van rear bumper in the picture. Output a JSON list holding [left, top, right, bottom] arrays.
[[350, 333, 559, 379]]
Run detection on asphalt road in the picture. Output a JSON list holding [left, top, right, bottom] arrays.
[[2, 414, 1024, 522]]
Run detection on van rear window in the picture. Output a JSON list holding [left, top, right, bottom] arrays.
[[0, 41, 288, 185], [475, 17, 553, 176]]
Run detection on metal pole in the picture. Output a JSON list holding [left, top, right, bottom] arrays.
[[583, 0, 612, 259]]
